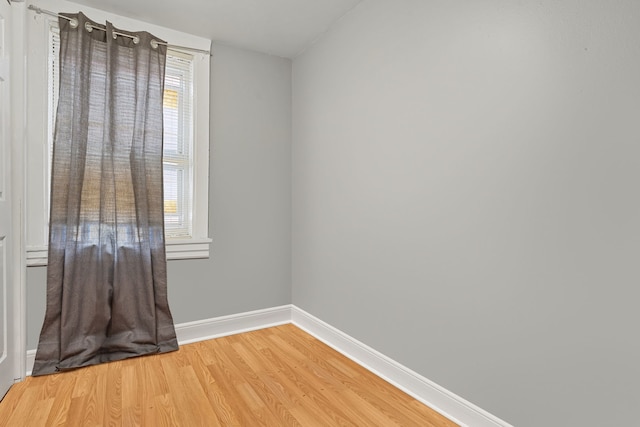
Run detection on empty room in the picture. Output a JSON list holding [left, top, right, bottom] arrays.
[[0, 0, 638, 426]]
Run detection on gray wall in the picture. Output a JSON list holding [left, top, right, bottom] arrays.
[[27, 43, 292, 348], [292, 1, 640, 426]]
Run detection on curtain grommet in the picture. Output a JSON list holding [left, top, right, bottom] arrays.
[[150, 39, 159, 50], [133, 36, 140, 45], [69, 18, 78, 29], [84, 21, 93, 32]]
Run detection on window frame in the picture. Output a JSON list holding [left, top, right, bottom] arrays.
[[25, 0, 211, 266]]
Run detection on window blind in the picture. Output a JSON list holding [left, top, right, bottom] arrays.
[[163, 52, 194, 238]]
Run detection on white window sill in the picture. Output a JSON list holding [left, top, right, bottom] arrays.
[[26, 238, 212, 267]]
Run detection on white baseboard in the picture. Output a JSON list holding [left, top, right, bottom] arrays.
[[174, 304, 291, 344], [25, 350, 36, 377], [25, 304, 511, 427], [25, 305, 292, 376], [291, 306, 513, 427]]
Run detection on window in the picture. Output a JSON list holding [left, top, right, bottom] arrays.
[[163, 53, 195, 238], [26, 5, 211, 266]]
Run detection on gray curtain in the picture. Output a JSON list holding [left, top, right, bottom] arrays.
[[33, 12, 178, 376]]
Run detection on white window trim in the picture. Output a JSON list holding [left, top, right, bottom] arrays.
[[25, 0, 211, 266]]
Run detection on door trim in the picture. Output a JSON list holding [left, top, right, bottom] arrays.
[[10, 1, 26, 382]]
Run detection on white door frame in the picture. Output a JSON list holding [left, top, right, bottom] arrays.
[[10, 0, 27, 382]]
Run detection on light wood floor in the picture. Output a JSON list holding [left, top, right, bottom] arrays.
[[0, 324, 457, 426]]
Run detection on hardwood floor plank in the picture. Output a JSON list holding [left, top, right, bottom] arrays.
[[43, 371, 77, 427], [252, 333, 360, 426], [4, 384, 44, 427], [30, 397, 54, 426], [224, 341, 302, 426], [142, 355, 169, 397], [72, 363, 97, 398], [104, 360, 123, 425], [277, 324, 445, 426], [203, 343, 267, 426], [207, 339, 285, 426], [268, 330, 403, 426], [229, 339, 307, 425], [0, 381, 27, 425], [89, 364, 108, 426], [121, 364, 143, 426], [149, 393, 182, 427], [160, 353, 221, 426], [69, 363, 105, 426], [230, 334, 335, 426], [65, 396, 89, 426], [186, 344, 243, 426], [0, 325, 458, 427]]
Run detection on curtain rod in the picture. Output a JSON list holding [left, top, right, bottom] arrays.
[[27, 5, 211, 56]]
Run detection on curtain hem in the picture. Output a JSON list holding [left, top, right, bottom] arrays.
[[31, 340, 179, 377]]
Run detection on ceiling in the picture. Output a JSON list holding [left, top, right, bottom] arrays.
[[66, 0, 363, 58]]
